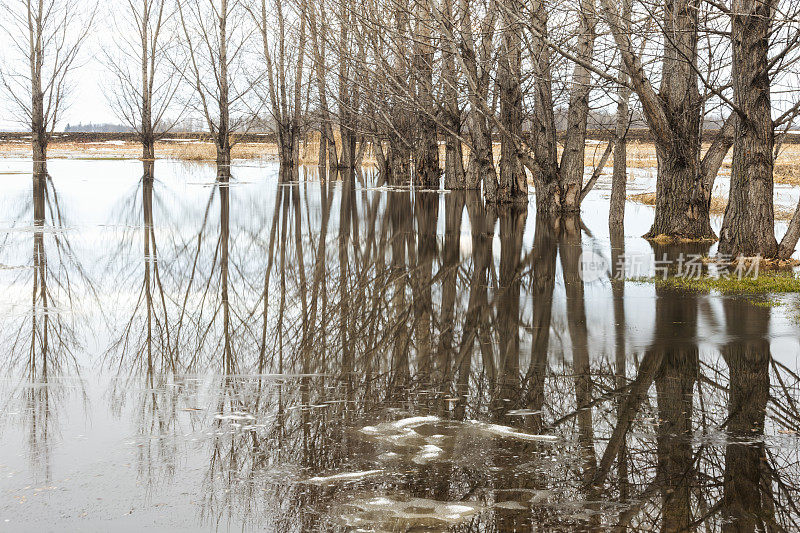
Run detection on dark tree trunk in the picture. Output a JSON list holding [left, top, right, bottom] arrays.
[[413, 10, 440, 189], [32, 87, 47, 175], [387, 133, 412, 185], [647, 139, 714, 239], [338, 1, 354, 170], [559, 0, 597, 212], [609, 0, 630, 231], [493, 204, 526, 414], [496, 0, 527, 204], [216, 136, 232, 169], [721, 298, 772, 532], [32, 135, 47, 176], [442, 0, 465, 190], [646, 0, 713, 239], [719, 0, 778, 257], [458, 0, 496, 194], [530, 0, 560, 214], [412, 192, 438, 376], [436, 192, 465, 381], [603, 0, 714, 239]]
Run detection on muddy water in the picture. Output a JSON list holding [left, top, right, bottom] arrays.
[[0, 158, 799, 531]]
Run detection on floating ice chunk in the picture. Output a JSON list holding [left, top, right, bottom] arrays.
[[359, 415, 440, 447], [468, 420, 558, 442], [366, 497, 395, 506], [214, 411, 255, 422], [343, 496, 481, 524], [305, 469, 383, 484], [412, 444, 444, 464], [388, 415, 440, 429], [506, 409, 542, 416], [360, 415, 439, 434], [377, 452, 400, 461]]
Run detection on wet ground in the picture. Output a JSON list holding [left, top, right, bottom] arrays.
[[0, 158, 799, 531]]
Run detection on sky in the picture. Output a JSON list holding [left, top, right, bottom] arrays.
[[0, 6, 126, 131]]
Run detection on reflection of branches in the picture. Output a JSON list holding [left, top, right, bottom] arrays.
[[106, 162, 176, 381], [86, 165, 800, 531], [0, 168, 91, 482]]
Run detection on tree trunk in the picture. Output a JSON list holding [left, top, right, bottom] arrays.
[[442, 0, 465, 189], [779, 201, 800, 258], [530, 0, 560, 214], [217, 0, 232, 169], [31, 41, 47, 175], [496, 0, 527, 204], [32, 133, 47, 176], [609, 0, 630, 231], [559, 0, 597, 212], [308, 0, 338, 173], [338, 0, 353, 169], [386, 3, 412, 185], [609, 88, 629, 230], [141, 3, 155, 164], [719, 0, 778, 257], [602, 0, 713, 239], [458, 0, 497, 193], [721, 298, 772, 532], [413, 4, 440, 188], [647, 0, 713, 239], [700, 115, 735, 198]]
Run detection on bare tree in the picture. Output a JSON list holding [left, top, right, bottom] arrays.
[[252, 0, 308, 178], [307, 0, 338, 172], [496, 0, 528, 203], [105, 0, 182, 161], [440, 0, 465, 188], [602, 0, 715, 239], [558, 0, 598, 212], [608, 0, 631, 230], [177, 0, 257, 169], [412, 0, 440, 187], [0, 0, 95, 173]]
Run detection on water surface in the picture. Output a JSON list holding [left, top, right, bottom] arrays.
[[1, 158, 799, 531]]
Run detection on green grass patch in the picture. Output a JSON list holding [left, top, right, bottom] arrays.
[[656, 273, 800, 294], [632, 273, 800, 315]]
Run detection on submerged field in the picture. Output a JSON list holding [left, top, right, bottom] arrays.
[[0, 156, 799, 530]]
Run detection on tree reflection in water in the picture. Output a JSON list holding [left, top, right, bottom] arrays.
[[0, 165, 89, 484], [2, 163, 799, 531]]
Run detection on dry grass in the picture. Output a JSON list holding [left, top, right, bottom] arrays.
[[645, 232, 717, 244], [2, 134, 800, 188], [629, 191, 797, 221]]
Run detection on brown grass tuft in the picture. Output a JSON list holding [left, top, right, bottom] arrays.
[[629, 192, 797, 221]]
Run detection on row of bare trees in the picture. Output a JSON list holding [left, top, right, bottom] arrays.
[[3, 0, 800, 257]]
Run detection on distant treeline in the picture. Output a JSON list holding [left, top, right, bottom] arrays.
[[64, 123, 135, 133]]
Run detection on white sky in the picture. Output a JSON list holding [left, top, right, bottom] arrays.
[[0, 7, 121, 131]]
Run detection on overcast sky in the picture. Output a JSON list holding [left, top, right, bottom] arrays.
[[0, 9, 123, 131]]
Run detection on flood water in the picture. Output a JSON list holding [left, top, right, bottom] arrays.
[[1, 158, 799, 532]]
